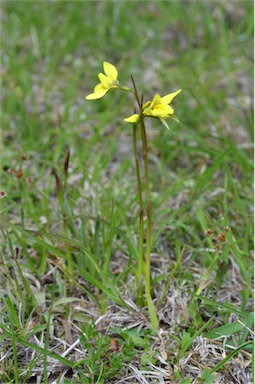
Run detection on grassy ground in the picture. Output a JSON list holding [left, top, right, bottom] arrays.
[[1, 1, 254, 383]]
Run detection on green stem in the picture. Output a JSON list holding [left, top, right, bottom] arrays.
[[131, 74, 159, 329], [140, 116, 151, 267], [130, 75, 142, 109], [140, 114, 158, 330], [133, 123, 144, 304]]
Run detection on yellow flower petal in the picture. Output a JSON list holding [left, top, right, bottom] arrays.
[[86, 88, 108, 100], [98, 73, 112, 87], [150, 94, 161, 108], [154, 104, 174, 116], [143, 108, 154, 117], [161, 89, 182, 105], [143, 101, 151, 109], [94, 83, 106, 92], [103, 61, 118, 80], [124, 114, 140, 123], [85, 61, 120, 101]]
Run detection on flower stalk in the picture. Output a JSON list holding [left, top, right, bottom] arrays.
[[139, 111, 158, 330], [85, 61, 181, 330], [130, 75, 158, 327], [132, 122, 144, 305]]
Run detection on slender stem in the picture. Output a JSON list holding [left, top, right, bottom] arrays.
[[133, 124, 143, 220], [133, 123, 144, 303], [140, 116, 151, 262], [140, 113, 158, 330], [120, 86, 134, 94], [131, 75, 142, 109], [131, 75, 159, 329]]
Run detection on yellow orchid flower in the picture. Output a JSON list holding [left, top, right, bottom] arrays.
[[124, 113, 140, 123], [124, 89, 182, 129], [86, 61, 120, 100]]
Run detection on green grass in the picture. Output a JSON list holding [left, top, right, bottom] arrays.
[[1, 1, 253, 383]]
